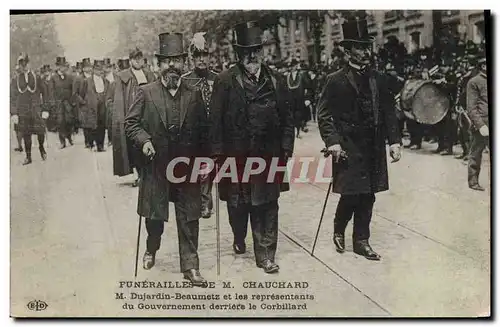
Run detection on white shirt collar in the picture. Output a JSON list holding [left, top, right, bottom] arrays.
[[84, 72, 92, 78]]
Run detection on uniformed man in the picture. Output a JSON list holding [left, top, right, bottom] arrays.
[[10, 53, 50, 165], [125, 32, 209, 287], [209, 21, 295, 273], [51, 56, 77, 148], [317, 12, 401, 260], [112, 48, 155, 186], [182, 31, 218, 219], [466, 54, 489, 191]]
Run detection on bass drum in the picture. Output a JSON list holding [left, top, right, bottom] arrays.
[[399, 79, 450, 125]]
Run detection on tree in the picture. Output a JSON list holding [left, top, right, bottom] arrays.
[[10, 13, 64, 72]]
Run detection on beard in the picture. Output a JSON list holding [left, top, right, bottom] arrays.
[[161, 67, 181, 88], [243, 61, 260, 76], [194, 66, 208, 78]]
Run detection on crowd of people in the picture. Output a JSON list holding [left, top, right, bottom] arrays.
[[11, 12, 489, 287]]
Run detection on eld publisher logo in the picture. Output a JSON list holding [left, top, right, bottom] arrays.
[[27, 300, 48, 311]]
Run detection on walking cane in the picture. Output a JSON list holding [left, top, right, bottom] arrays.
[[215, 162, 221, 276], [134, 215, 142, 278], [311, 148, 334, 256]]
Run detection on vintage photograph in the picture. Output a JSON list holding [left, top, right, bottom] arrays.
[[10, 9, 490, 317]]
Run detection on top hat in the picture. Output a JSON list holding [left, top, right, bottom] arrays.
[[93, 59, 104, 69], [339, 14, 375, 47], [155, 33, 188, 59], [129, 47, 143, 59], [290, 58, 299, 67], [17, 52, 29, 64], [82, 58, 92, 67], [232, 21, 264, 48], [117, 58, 131, 70], [55, 56, 68, 66], [104, 58, 112, 67], [189, 31, 210, 55]]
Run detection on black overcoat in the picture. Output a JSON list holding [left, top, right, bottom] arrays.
[[317, 68, 401, 195], [209, 64, 295, 206], [125, 80, 209, 221]]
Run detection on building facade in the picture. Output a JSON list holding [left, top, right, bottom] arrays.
[[214, 10, 485, 65]]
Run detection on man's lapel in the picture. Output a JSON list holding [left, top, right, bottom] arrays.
[[150, 80, 168, 129], [345, 69, 359, 94], [230, 65, 247, 102], [180, 82, 192, 128]]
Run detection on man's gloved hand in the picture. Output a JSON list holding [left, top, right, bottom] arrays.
[[479, 125, 489, 137], [41, 111, 49, 119], [142, 141, 156, 160], [390, 143, 401, 162], [11, 115, 19, 125], [304, 100, 311, 107]]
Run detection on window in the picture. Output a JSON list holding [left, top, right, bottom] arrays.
[[409, 31, 420, 53]]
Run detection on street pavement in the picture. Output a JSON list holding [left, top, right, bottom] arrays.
[[10, 123, 490, 317]]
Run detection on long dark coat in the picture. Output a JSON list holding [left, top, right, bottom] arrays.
[[125, 80, 209, 221], [317, 68, 401, 195], [287, 71, 309, 127], [112, 68, 156, 176], [51, 72, 77, 127], [73, 74, 109, 130], [10, 71, 48, 135], [209, 64, 295, 207]]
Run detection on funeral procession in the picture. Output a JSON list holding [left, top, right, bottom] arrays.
[[10, 10, 490, 317]]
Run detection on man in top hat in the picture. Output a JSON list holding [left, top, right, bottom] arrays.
[[10, 53, 50, 165], [209, 21, 294, 273], [287, 58, 310, 139], [317, 12, 401, 260], [73, 58, 109, 151], [103, 58, 115, 146], [40, 64, 57, 133], [112, 48, 155, 186], [51, 56, 77, 148], [125, 32, 209, 286], [182, 31, 218, 219], [466, 53, 489, 191]]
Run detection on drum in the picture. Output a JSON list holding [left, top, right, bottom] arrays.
[[398, 79, 450, 125]]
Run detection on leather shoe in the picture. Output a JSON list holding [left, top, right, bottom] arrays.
[[22, 157, 32, 165], [60, 144, 66, 149], [183, 269, 208, 288], [143, 251, 155, 270], [333, 233, 345, 253], [353, 240, 381, 261], [233, 242, 246, 254], [257, 259, 279, 273], [14, 147, 23, 152], [40, 148, 47, 161], [469, 184, 485, 191], [201, 208, 212, 219]]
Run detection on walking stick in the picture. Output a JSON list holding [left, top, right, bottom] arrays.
[[134, 215, 142, 278], [311, 148, 334, 256], [311, 178, 333, 256], [215, 162, 221, 276]]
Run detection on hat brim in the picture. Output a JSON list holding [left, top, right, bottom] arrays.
[[339, 37, 375, 47], [155, 52, 188, 59], [232, 43, 264, 49]]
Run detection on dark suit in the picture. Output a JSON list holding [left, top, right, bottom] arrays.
[[125, 79, 208, 272], [209, 64, 294, 264], [317, 67, 400, 240], [182, 70, 217, 214]]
